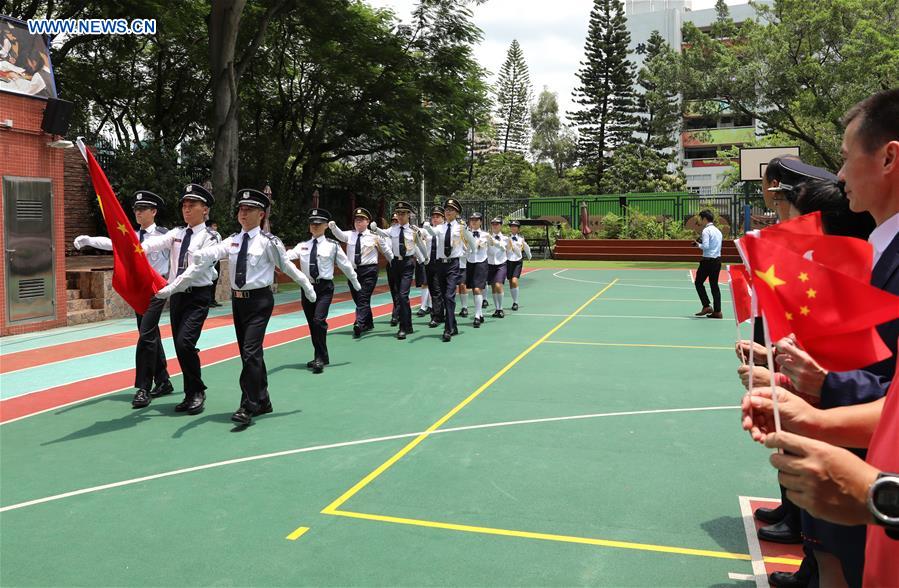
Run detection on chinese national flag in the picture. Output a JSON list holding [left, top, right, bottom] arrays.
[[78, 140, 166, 314], [738, 233, 899, 371], [763, 211, 823, 236], [728, 264, 752, 324], [759, 230, 873, 282]]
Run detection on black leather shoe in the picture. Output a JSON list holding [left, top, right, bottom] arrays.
[[442, 332, 452, 342], [186, 393, 205, 415], [768, 571, 807, 588], [255, 400, 273, 416], [476, 316, 484, 325], [497, 310, 505, 318], [451, 327, 459, 335], [306, 359, 330, 368], [397, 330, 407, 340], [695, 306, 713, 316], [511, 303, 519, 311], [149, 380, 174, 398], [491, 310, 502, 318], [312, 360, 324, 374], [174, 396, 191, 412], [231, 407, 252, 426], [473, 319, 480, 328], [428, 320, 439, 328], [482, 299, 489, 309], [754, 505, 785, 525], [353, 324, 362, 338], [131, 389, 151, 409], [416, 308, 428, 317], [459, 308, 469, 317], [758, 521, 801, 544], [406, 328, 414, 334], [390, 318, 398, 327]]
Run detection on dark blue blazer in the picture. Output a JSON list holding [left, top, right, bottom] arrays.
[[820, 231, 899, 408]]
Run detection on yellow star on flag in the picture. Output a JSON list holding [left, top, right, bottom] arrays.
[[96, 194, 105, 216], [800, 306, 810, 316], [806, 288, 817, 299], [786, 311, 794, 321], [117, 222, 129, 235], [798, 272, 809, 282], [755, 265, 787, 289], [134, 244, 144, 255]]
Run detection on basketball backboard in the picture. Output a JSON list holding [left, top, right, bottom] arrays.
[[739, 146, 801, 182]]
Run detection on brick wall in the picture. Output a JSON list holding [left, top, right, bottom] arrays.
[[0, 93, 67, 336], [64, 147, 97, 255]]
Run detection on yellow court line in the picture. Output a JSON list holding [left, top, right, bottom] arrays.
[[285, 526, 310, 541], [546, 341, 733, 351], [328, 509, 801, 565], [319, 279, 620, 515]]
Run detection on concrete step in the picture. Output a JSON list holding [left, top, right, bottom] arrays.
[[67, 298, 93, 312], [67, 308, 105, 326], [66, 288, 82, 300]]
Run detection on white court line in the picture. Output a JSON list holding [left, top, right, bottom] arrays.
[[738, 495, 772, 588], [729, 572, 755, 581], [552, 269, 701, 291], [517, 313, 700, 321], [0, 405, 737, 513]]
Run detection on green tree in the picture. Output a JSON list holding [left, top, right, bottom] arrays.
[[569, 0, 637, 189], [494, 39, 533, 154], [530, 87, 578, 177], [601, 142, 686, 193], [636, 30, 680, 152], [457, 152, 536, 199]]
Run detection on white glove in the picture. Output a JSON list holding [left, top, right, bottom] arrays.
[[328, 220, 337, 231], [423, 222, 431, 229], [304, 286, 317, 303], [459, 219, 467, 228], [74, 235, 90, 250], [369, 221, 378, 231], [155, 284, 174, 300], [351, 279, 362, 292]]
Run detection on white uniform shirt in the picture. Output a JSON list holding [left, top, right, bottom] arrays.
[[372, 223, 418, 260], [79, 223, 171, 277], [330, 224, 393, 268], [143, 222, 221, 286], [507, 233, 531, 262], [464, 226, 490, 264], [161, 227, 313, 294], [288, 235, 359, 283], [869, 212, 899, 268], [487, 232, 510, 265], [424, 219, 465, 259]]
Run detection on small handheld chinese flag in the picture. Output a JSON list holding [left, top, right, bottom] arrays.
[[77, 139, 166, 314], [728, 264, 752, 324]]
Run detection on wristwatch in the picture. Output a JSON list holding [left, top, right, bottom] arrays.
[[867, 472, 899, 540]]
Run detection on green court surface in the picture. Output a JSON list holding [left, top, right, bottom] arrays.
[[0, 267, 777, 586]]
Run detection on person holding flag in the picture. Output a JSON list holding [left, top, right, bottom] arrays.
[[155, 189, 317, 427], [74, 190, 174, 407]]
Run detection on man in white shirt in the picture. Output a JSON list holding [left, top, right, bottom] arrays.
[[328, 207, 393, 338], [423, 198, 466, 342], [156, 189, 316, 425], [693, 209, 723, 319], [74, 190, 173, 407], [371, 202, 419, 339]]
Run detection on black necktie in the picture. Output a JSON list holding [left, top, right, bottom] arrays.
[[473, 230, 479, 237], [139, 228, 146, 243], [430, 233, 437, 259], [512, 235, 518, 241], [444, 221, 452, 257], [399, 226, 406, 258], [235, 233, 249, 288], [355, 233, 362, 266], [177, 227, 193, 276], [310, 238, 320, 279]]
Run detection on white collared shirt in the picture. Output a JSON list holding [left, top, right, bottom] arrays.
[[143, 221, 221, 286], [487, 232, 509, 265], [330, 224, 393, 267], [464, 227, 490, 263], [288, 235, 357, 282], [162, 227, 312, 293], [80, 223, 171, 277], [870, 212, 899, 268], [425, 219, 465, 259], [699, 223, 723, 258], [373, 224, 417, 259], [507, 233, 531, 262]]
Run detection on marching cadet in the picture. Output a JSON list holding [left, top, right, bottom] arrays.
[[288, 209, 361, 373], [370, 202, 418, 340], [387, 212, 401, 327], [423, 198, 466, 342], [155, 189, 317, 426], [457, 234, 470, 318], [328, 207, 393, 338], [506, 220, 532, 311], [462, 212, 490, 327], [420, 206, 446, 328], [130, 184, 220, 415], [73, 190, 173, 408], [487, 217, 510, 318]]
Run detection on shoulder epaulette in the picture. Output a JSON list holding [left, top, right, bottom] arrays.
[[156, 226, 169, 234]]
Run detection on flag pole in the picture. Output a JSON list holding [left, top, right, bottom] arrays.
[[760, 312, 782, 438]]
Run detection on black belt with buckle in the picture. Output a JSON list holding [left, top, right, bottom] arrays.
[[182, 285, 214, 294], [232, 286, 271, 299], [357, 263, 378, 269], [310, 278, 333, 285]]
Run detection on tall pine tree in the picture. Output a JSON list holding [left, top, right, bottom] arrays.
[[636, 30, 680, 152], [531, 87, 578, 177], [494, 39, 533, 154], [569, 0, 637, 188]]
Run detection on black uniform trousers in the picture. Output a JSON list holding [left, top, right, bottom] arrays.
[[389, 257, 414, 331], [426, 261, 445, 321], [168, 285, 214, 398], [351, 264, 379, 329], [387, 259, 399, 321], [302, 279, 334, 362], [694, 257, 722, 312], [134, 296, 170, 391], [435, 258, 462, 334], [232, 287, 274, 411]]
